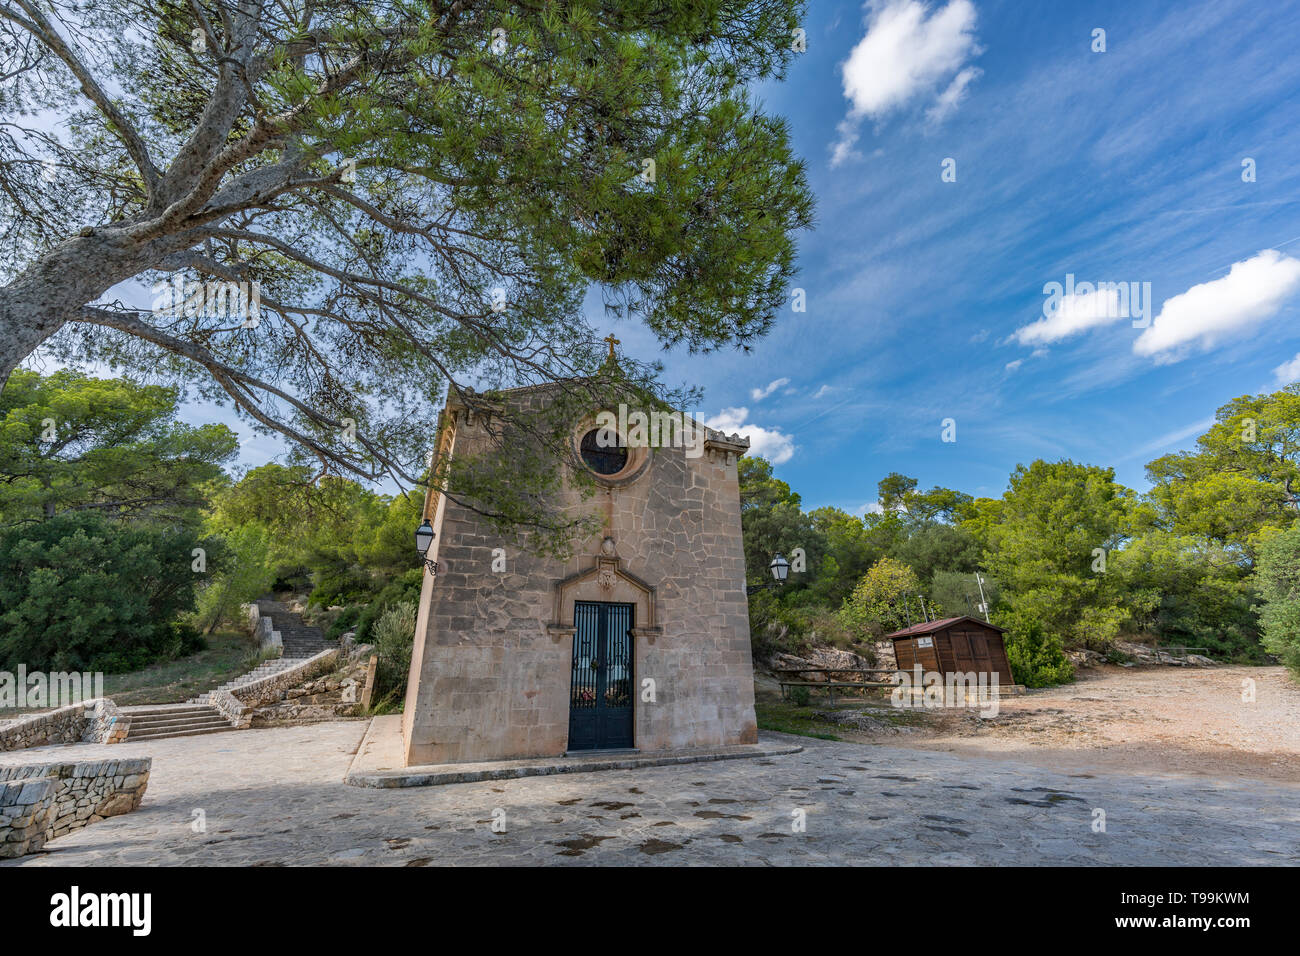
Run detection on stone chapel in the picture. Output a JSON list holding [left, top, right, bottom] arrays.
[[400, 368, 759, 767]]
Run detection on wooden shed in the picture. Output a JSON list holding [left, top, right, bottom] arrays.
[[885, 616, 1014, 685]]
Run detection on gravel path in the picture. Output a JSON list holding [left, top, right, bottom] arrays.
[[900, 665, 1300, 782]]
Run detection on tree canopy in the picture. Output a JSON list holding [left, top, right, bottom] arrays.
[[0, 367, 236, 523], [0, 0, 814, 549]]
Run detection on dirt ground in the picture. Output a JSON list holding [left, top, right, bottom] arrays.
[[772, 665, 1300, 783]]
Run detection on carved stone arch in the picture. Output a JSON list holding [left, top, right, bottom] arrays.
[[546, 543, 662, 645]]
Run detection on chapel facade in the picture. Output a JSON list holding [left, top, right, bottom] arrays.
[[401, 379, 758, 766]]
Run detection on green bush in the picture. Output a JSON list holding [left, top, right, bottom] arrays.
[[0, 513, 207, 672], [355, 568, 423, 643], [371, 600, 417, 706], [308, 563, 378, 607], [1255, 521, 1300, 677], [788, 685, 812, 707], [326, 605, 363, 641], [1003, 616, 1075, 687]]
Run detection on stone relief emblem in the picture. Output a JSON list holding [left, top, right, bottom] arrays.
[[597, 568, 617, 591]]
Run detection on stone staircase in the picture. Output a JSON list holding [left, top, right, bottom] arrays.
[[186, 599, 336, 706], [256, 600, 334, 659], [123, 704, 236, 742]]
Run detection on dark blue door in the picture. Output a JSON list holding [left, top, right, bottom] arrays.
[[568, 601, 635, 750]]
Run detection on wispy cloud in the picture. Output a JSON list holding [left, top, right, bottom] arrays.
[[1120, 417, 1216, 462], [750, 377, 791, 401]]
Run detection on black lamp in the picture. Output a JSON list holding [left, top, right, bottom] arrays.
[[414, 519, 438, 574]]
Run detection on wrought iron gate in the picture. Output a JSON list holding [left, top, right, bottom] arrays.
[[568, 601, 634, 750]]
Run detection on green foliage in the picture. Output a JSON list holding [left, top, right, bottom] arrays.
[[739, 456, 822, 591], [192, 523, 275, 635], [965, 460, 1137, 649], [839, 557, 920, 640], [0, 512, 207, 672], [1111, 532, 1260, 660], [354, 569, 424, 645], [0, 369, 236, 525], [929, 570, 999, 619], [1001, 615, 1075, 688], [326, 605, 363, 642], [788, 685, 811, 707], [1254, 522, 1300, 676], [370, 601, 417, 706], [1146, 386, 1300, 558]]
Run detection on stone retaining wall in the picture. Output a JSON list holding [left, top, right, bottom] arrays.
[[0, 698, 129, 752], [0, 756, 150, 858], [0, 778, 56, 858], [209, 648, 340, 728], [248, 602, 283, 655]]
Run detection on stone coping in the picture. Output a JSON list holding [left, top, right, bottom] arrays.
[[345, 715, 802, 788]]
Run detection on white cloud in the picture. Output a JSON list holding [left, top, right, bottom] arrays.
[[1013, 287, 1126, 346], [925, 65, 982, 124], [812, 384, 834, 399], [1275, 352, 1300, 385], [750, 377, 791, 401], [832, 0, 982, 165], [1134, 250, 1300, 361], [705, 407, 795, 465], [1004, 359, 1022, 372], [856, 501, 885, 515]]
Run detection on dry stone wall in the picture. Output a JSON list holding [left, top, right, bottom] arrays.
[[209, 648, 341, 727], [0, 756, 150, 858], [0, 698, 129, 752]]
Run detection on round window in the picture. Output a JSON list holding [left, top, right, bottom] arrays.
[[580, 428, 628, 476]]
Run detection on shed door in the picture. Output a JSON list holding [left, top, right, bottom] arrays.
[[949, 630, 975, 671], [568, 601, 634, 751], [967, 630, 993, 674]]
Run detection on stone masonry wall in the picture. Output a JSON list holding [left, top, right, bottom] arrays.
[[0, 778, 55, 858], [404, 388, 758, 765], [0, 698, 129, 753], [209, 648, 341, 728], [0, 756, 150, 858]]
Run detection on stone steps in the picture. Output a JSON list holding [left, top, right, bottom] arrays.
[[125, 705, 235, 742], [185, 600, 337, 705]]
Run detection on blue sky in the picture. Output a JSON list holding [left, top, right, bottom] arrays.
[[59, 0, 1300, 512], [614, 0, 1300, 514]]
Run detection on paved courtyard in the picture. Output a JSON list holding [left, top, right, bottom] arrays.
[[3, 720, 1297, 865]]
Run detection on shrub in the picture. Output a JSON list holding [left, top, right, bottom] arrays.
[[326, 605, 363, 641], [0, 512, 207, 672], [355, 568, 423, 643], [308, 563, 378, 607], [788, 685, 812, 707], [1002, 615, 1075, 687], [1255, 521, 1300, 677], [371, 600, 417, 706]]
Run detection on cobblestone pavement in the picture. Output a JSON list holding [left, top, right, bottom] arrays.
[[3, 721, 1296, 866]]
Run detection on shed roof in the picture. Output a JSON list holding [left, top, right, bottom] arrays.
[[885, 615, 1005, 639]]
